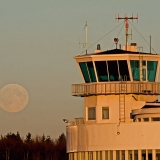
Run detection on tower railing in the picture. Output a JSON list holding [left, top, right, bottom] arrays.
[[72, 82, 160, 96]]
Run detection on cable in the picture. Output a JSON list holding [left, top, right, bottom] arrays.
[[80, 21, 125, 54], [128, 20, 157, 54], [111, 21, 125, 49]]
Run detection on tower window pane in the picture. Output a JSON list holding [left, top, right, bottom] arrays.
[[108, 61, 119, 81], [95, 61, 109, 82], [79, 62, 90, 83], [130, 60, 140, 81], [118, 60, 130, 81], [88, 107, 96, 120], [87, 62, 96, 82], [79, 62, 97, 83], [147, 61, 157, 82], [102, 107, 109, 119]]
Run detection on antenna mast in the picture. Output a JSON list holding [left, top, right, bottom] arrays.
[[116, 14, 138, 51], [79, 21, 88, 54]]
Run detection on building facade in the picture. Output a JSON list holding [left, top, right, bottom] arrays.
[[66, 44, 160, 160]]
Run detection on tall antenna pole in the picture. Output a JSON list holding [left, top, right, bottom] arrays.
[[116, 14, 138, 51], [150, 35, 151, 54], [79, 21, 88, 54], [126, 18, 128, 51], [85, 21, 88, 54]]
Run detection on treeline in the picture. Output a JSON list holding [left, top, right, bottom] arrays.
[[0, 132, 68, 160]]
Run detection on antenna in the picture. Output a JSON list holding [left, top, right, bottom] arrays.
[[116, 14, 138, 51], [79, 21, 88, 54], [149, 35, 151, 54]]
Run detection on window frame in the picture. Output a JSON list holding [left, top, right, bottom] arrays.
[[88, 107, 96, 120], [102, 107, 109, 120]]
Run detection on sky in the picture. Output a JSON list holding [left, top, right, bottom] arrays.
[[0, 0, 160, 139]]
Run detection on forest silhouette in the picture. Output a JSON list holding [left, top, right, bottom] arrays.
[[0, 132, 68, 160]]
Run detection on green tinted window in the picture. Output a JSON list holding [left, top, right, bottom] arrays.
[[79, 62, 90, 83], [147, 61, 157, 82], [87, 62, 96, 82], [130, 60, 140, 81], [79, 62, 97, 83]]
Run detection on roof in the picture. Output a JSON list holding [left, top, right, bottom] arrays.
[[80, 49, 157, 57]]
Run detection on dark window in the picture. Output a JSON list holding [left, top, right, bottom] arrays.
[[108, 61, 119, 81], [79, 62, 90, 83], [87, 62, 96, 82], [143, 118, 149, 122], [142, 60, 146, 66], [137, 118, 141, 122], [95, 61, 109, 82], [147, 61, 157, 82], [118, 60, 130, 81], [151, 117, 160, 121]]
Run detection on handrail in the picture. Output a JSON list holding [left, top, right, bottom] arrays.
[[72, 82, 160, 97]]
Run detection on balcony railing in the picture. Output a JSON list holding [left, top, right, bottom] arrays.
[[72, 82, 160, 97], [75, 118, 85, 125]]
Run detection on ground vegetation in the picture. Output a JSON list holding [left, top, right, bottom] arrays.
[[0, 132, 68, 160]]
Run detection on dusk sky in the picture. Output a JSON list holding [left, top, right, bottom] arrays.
[[0, 0, 160, 139]]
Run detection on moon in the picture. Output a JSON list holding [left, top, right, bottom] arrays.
[[0, 84, 29, 112]]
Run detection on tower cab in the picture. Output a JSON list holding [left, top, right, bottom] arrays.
[[72, 44, 160, 124]]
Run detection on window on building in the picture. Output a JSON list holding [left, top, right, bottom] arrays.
[[88, 151, 93, 160], [130, 60, 140, 81], [142, 60, 146, 66], [95, 61, 109, 82], [116, 150, 120, 160], [137, 118, 141, 122], [102, 107, 109, 119], [88, 107, 96, 120], [81, 152, 85, 160], [79, 62, 90, 83], [105, 151, 108, 160], [108, 61, 119, 81], [79, 62, 96, 83], [121, 151, 125, 160], [134, 150, 138, 160], [151, 117, 160, 121], [87, 62, 96, 82], [147, 61, 157, 82], [96, 151, 102, 160], [118, 60, 130, 81], [143, 118, 149, 122]]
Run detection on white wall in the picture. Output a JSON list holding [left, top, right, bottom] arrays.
[[84, 95, 145, 124], [67, 122, 160, 152]]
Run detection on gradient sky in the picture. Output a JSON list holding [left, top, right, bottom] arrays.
[[0, 0, 160, 139]]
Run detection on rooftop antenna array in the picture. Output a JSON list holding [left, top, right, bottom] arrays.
[[79, 21, 88, 54], [116, 14, 138, 51]]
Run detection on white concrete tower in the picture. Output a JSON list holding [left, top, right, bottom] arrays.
[[65, 29, 160, 160]]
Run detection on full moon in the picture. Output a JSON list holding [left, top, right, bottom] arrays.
[[0, 84, 29, 112]]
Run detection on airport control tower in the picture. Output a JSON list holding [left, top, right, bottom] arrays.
[[65, 16, 160, 160]]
